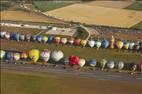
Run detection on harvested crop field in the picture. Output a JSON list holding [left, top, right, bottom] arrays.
[[46, 4, 142, 28], [84, 1, 133, 9], [1, 10, 65, 24], [1, 26, 42, 35]]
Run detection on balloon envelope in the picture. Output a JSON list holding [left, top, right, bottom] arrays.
[[55, 37, 61, 44], [20, 52, 28, 59], [26, 34, 31, 41], [107, 61, 115, 69], [20, 35, 25, 41], [36, 36, 43, 42], [5, 52, 13, 60], [88, 40, 95, 48], [40, 49, 50, 62], [123, 41, 129, 50], [74, 39, 81, 45], [100, 59, 107, 68], [78, 58, 86, 67], [129, 42, 135, 50], [48, 36, 54, 43], [42, 36, 48, 43], [116, 41, 124, 49], [5, 33, 10, 39], [81, 40, 87, 47], [69, 55, 79, 65], [101, 39, 109, 48], [11, 33, 20, 41], [61, 38, 67, 44], [0, 50, 6, 59], [68, 38, 74, 45], [51, 50, 64, 62], [117, 61, 124, 70], [96, 41, 102, 48], [29, 49, 40, 63], [64, 58, 69, 65], [89, 59, 97, 67], [0, 32, 6, 38], [13, 53, 20, 61]]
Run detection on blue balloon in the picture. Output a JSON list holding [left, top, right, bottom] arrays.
[[89, 59, 97, 67], [101, 39, 109, 48], [11, 33, 20, 42], [48, 36, 54, 43], [36, 36, 43, 42], [5, 52, 13, 60]]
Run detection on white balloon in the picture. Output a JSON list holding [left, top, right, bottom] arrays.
[[20, 35, 25, 41], [107, 61, 115, 69], [0, 50, 5, 59], [88, 40, 95, 48], [78, 59, 86, 67], [96, 41, 102, 48], [0, 32, 6, 38], [129, 42, 135, 50], [13, 53, 20, 61], [51, 50, 64, 62], [61, 38, 67, 44], [40, 50, 50, 62], [5, 33, 10, 39], [117, 61, 124, 70]]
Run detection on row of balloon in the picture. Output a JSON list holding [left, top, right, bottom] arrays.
[[0, 49, 142, 72], [0, 32, 141, 51]]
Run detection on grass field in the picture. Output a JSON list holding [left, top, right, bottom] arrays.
[[131, 21, 142, 29], [33, 1, 74, 12], [125, 1, 142, 11], [1, 70, 142, 94], [85, 1, 132, 9], [46, 4, 142, 28], [1, 39, 142, 63]]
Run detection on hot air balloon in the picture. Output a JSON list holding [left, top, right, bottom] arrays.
[[20, 52, 28, 60], [0, 32, 6, 38], [20, 35, 25, 41], [116, 61, 124, 72], [133, 41, 140, 51], [96, 40, 102, 49], [25, 34, 31, 42], [4, 33, 10, 40], [129, 42, 135, 50], [116, 41, 124, 49], [123, 41, 129, 50], [54, 36, 61, 45], [89, 59, 97, 67], [68, 38, 74, 45], [11, 33, 20, 42], [13, 53, 20, 64], [100, 59, 107, 71], [42, 36, 48, 43], [61, 38, 67, 45], [107, 61, 115, 70], [0, 50, 6, 60], [48, 36, 54, 43], [63, 57, 69, 69], [51, 50, 64, 63], [88, 40, 95, 48], [5, 52, 13, 61], [101, 39, 109, 48], [40, 49, 50, 66], [74, 39, 81, 46], [81, 40, 87, 47], [69, 55, 79, 65], [110, 36, 115, 49], [29, 49, 40, 64], [31, 36, 37, 42], [36, 36, 43, 43], [78, 58, 86, 68], [131, 64, 137, 75]]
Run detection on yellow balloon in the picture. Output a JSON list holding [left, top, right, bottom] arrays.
[[116, 41, 124, 49], [29, 49, 40, 63], [81, 40, 87, 47], [43, 36, 48, 42], [0, 50, 5, 59]]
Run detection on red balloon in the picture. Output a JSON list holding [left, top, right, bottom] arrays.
[[74, 39, 81, 45], [69, 55, 80, 65]]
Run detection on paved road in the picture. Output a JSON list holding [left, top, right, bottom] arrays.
[[1, 62, 142, 84]]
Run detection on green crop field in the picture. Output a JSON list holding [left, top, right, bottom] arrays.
[[33, 1, 74, 12], [132, 21, 142, 29], [125, 1, 142, 11]]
